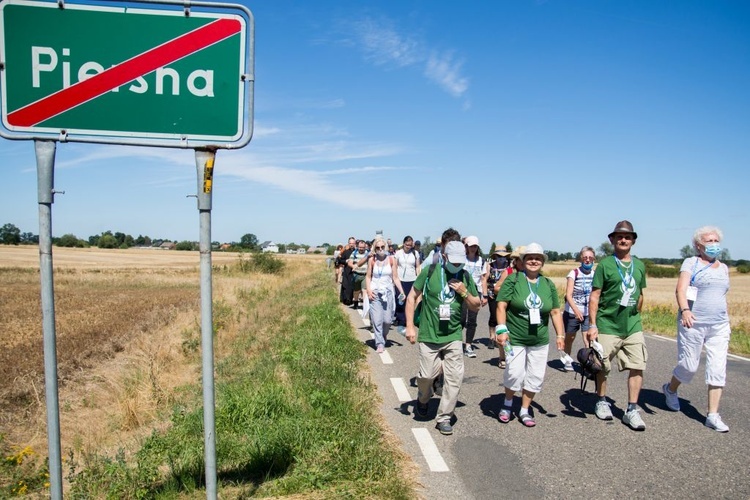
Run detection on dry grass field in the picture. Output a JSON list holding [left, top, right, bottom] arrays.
[[0, 246, 325, 466]]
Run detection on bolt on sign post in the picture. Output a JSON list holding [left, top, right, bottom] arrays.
[[0, 0, 254, 497]]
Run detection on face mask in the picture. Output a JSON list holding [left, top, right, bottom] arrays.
[[581, 262, 593, 271], [445, 262, 464, 274], [704, 243, 721, 259], [376, 249, 386, 258]]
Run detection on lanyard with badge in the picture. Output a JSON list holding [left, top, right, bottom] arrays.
[[525, 272, 542, 325], [615, 257, 634, 306], [438, 266, 458, 321], [686, 258, 713, 302]]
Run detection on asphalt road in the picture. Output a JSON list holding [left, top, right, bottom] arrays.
[[343, 302, 750, 500]]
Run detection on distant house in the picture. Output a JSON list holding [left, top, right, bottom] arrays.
[[286, 249, 296, 254], [306, 246, 326, 254], [219, 243, 232, 251], [296, 248, 306, 254], [159, 241, 176, 250], [261, 241, 279, 253]]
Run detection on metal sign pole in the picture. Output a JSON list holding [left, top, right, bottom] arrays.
[[195, 148, 217, 498], [34, 139, 63, 500]]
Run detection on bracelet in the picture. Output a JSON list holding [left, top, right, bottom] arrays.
[[681, 308, 690, 313], [589, 324, 598, 329], [556, 336, 565, 339], [460, 291, 468, 298]]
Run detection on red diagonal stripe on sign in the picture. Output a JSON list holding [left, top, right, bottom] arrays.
[[7, 17, 242, 128]]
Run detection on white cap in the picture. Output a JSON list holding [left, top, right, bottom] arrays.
[[521, 242, 546, 262], [444, 241, 467, 264], [464, 235, 479, 247]]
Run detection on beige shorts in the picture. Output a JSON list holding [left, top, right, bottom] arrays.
[[597, 331, 647, 375]]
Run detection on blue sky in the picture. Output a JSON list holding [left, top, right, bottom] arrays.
[[1, 0, 749, 258]]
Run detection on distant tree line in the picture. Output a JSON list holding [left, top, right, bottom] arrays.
[[0, 224, 330, 254]]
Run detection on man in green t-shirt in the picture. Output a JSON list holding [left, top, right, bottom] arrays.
[[405, 229, 480, 435], [587, 220, 648, 431]]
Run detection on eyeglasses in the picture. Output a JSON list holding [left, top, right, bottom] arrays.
[[525, 256, 543, 262], [374, 246, 386, 250]]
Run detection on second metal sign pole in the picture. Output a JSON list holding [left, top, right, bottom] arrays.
[[195, 148, 217, 499]]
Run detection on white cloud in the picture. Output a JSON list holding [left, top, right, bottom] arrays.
[[352, 18, 421, 67], [218, 162, 416, 211], [54, 145, 191, 170], [425, 51, 469, 97], [47, 123, 418, 212], [346, 16, 470, 99]]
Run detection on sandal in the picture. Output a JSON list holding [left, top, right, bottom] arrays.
[[498, 407, 512, 423], [519, 413, 536, 427], [499, 360, 507, 369]]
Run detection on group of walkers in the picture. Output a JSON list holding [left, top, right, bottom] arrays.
[[335, 221, 733, 436]]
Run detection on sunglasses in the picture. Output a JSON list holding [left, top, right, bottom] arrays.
[[374, 246, 386, 250]]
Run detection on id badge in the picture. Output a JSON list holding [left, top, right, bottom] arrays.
[[439, 304, 451, 321], [619, 289, 632, 307], [529, 308, 541, 325], [686, 286, 698, 302]]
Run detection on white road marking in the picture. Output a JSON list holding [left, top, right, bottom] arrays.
[[380, 350, 394, 364], [390, 377, 412, 402], [728, 353, 750, 362], [651, 335, 675, 342], [412, 428, 449, 472]]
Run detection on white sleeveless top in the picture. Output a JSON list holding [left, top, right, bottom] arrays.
[[371, 256, 395, 292]]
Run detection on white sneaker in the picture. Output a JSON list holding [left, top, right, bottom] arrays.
[[464, 345, 476, 358], [662, 383, 680, 411], [623, 409, 646, 431], [705, 413, 729, 433], [595, 400, 613, 420], [560, 352, 574, 371]]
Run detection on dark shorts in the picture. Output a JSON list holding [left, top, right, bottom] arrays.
[[563, 311, 590, 334], [353, 273, 366, 291]]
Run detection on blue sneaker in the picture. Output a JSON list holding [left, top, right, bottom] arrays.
[[435, 421, 453, 435]]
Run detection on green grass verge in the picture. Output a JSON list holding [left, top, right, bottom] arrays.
[[641, 305, 750, 357], [67, 267, 412, 498]]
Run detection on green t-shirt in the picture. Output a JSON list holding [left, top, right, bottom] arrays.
[[414, 264, 478, 344], [497, 272, 560, 347], [591, 255, 647, 337]]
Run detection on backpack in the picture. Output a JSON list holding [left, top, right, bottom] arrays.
[[576, 346, 603, 392]]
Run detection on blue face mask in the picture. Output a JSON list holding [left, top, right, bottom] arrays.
[[581, 262, 593, 271], [445, 262, 464, 274], [704, 243, 722, 259]]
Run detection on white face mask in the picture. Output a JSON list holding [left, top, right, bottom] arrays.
[[445, 262, 465, 274]]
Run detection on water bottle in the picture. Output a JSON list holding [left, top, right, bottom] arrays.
[[495, 324, 513, 356], [398, 293, 406, 306]]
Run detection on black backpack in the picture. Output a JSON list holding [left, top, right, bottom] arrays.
[[576, 346, 603, 392]]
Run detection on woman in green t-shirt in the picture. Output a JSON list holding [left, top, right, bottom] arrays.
[[495, 243, 565, 427]]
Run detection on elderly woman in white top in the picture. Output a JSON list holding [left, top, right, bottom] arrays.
[[366, 237, 406, 353], [662, 226, 731, 432], [560, 246, 596, 371]]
